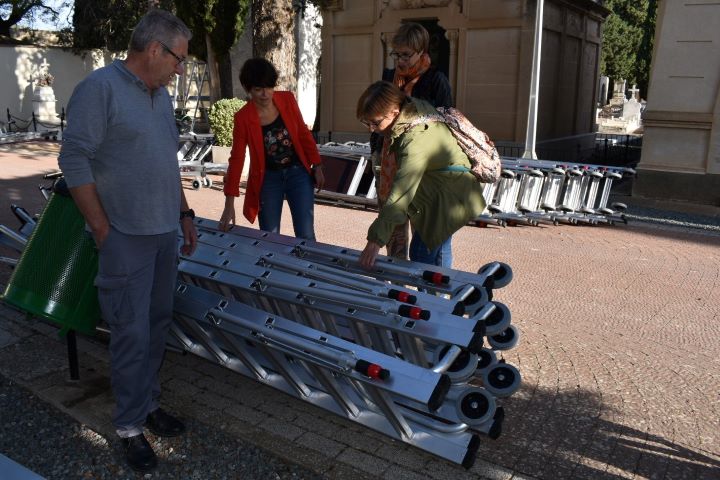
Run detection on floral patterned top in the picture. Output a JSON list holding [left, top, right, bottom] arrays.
[[262, 114, 299, 170]]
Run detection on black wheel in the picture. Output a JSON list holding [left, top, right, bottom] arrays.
[[433, 345, 478, 383], [191, 179, 201, 190], [203, 177, 213, 188], [488, 324, 519, 351], [483, 301, 511, 336], [459, 286, 489, 313], [482, 363, 521, 397], [528, 168, 544, 177], [476, 348, 497, 375], [455, 387, 496, 426], [478, 262, 513, 289]]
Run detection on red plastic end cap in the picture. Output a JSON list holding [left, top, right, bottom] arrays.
[[356, 360, 390, 380], [389, 289, 416, 304], [423, 270, 449, 285], [367, 363, 382, 379], [398, 305, 430, 320]]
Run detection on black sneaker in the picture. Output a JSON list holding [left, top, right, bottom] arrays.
[[121, 433, 157, 472], [145, 408, 186, 437]]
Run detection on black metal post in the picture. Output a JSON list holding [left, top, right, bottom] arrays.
[[67, 329, 80, 381]]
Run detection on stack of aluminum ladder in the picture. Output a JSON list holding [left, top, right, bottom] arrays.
[[314, 142, 634, 226], [0, 194, 522, 468], [177, 133, 225, 190], [315, 141, 377, 207], [0, 130, 59, 144], [478, 158, 634, 227], [172, 219, 522, 468]]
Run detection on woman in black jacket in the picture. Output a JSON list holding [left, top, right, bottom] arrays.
[[382, 22, 453, 109]]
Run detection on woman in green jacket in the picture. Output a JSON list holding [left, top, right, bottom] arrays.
[[356, 81, 486, 269]]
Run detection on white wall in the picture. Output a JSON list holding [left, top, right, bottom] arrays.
[[297, 4, 322, 127], [0, 45, 118, 123], [2, 14, 322, 130]]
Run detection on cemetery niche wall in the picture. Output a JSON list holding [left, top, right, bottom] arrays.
[[634, 0, 720, 206], [318, 0, 610, 162]]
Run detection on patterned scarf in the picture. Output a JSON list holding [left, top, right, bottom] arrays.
[[377, 135, 396, 203], [393, 53, 431, 96], [379, 53, 432, 201]]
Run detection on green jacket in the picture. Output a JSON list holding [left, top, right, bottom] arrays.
[[367, 98, 487, 249]]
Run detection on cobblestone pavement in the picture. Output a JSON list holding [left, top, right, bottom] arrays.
[[1, 142, 719, 479]]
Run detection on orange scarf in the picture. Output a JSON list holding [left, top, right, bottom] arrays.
[[393, 53, 431, 96], [377, 135, 396, 202], [379, 52, 432, 200]]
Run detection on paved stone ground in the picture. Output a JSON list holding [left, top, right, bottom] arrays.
[[1, 141, 719, 479]]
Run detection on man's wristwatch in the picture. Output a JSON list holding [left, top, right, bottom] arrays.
[[179, 209, 195, 221]]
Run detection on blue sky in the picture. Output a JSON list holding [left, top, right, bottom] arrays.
[[15, 0, 73, 31]]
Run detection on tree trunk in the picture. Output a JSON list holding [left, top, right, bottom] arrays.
[[0, 22, 12, 37], [205, 34, 222, 103], [218, 54, 235, 99], [252, 0, 297, 94]]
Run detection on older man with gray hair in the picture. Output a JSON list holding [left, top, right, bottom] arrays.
[[59, 9, 197, 472]]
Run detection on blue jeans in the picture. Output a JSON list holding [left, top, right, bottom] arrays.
[[259, 164, 316, 240], [94, 227, 177, 436], [409, 230, 453, 268]]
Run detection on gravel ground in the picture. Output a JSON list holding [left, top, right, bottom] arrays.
[[0, 374, 325, 480]]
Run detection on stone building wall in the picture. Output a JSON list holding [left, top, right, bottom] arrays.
[[318, 0, 609, 147], [635, 0, 720, 205]]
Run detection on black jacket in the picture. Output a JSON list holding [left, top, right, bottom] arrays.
[[382, 67, 453, 109], [371, 67, 453, 152]]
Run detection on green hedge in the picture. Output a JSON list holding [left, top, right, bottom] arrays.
[[208, 98, 245, 147]]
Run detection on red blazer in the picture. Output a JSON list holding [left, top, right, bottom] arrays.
[[224, 91, 321, 223]]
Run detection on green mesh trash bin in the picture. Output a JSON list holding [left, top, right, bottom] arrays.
[[2, 191, 100, 335]]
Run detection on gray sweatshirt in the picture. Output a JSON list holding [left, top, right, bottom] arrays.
[[58, 60, 181, 235]]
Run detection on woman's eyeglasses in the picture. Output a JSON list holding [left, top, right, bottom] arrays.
[[360, 114, 389, 129], [389, 51, 417, 61]]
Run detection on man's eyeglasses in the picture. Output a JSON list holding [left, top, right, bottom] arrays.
[[158, 40, 186, 66], [389, 51, 417, 61], [360, 114, 389, 129]]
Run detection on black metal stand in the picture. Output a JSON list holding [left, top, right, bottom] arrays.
[[67, 330, 79, 381]]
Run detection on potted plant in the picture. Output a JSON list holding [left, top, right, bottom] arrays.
[[207, 97, 245, 164], [35, 72, 54, 88]]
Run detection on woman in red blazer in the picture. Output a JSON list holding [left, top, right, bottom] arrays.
[[219, 58, 324, 239]]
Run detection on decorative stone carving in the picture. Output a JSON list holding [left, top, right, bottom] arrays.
[[32, 85, 57, 121], [445, 29, 458, 48], [567, 11, 583, 35], [322, 0, 344, 11], [384, 0, 457, 9]]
